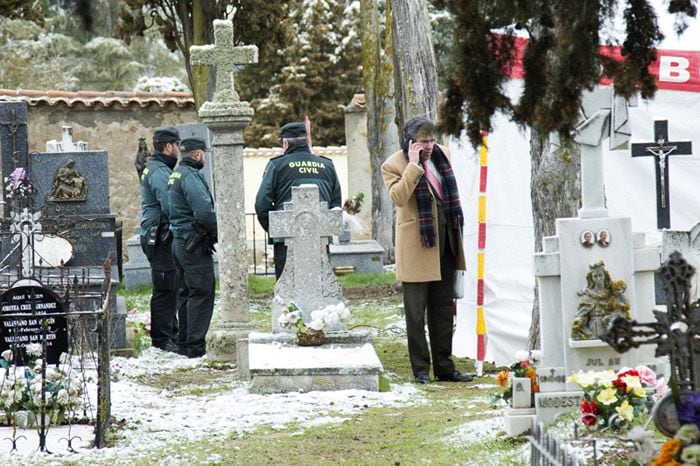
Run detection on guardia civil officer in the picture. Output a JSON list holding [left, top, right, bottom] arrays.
[[140, 127, 180, 353], [168, 137, 217, 359], [255, 122, 342, 279]]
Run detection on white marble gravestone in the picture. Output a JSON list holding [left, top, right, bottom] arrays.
[[268, 184, 345, 332], [533, 86, 664, 424]]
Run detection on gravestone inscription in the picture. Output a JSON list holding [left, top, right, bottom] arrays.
[[0, 285, 67, 364]]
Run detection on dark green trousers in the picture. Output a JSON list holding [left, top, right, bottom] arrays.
[[172, 237, 215, 357], [140, 234, 178, 348]]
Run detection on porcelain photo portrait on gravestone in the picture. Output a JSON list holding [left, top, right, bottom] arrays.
[[581, 230, 595, 248]]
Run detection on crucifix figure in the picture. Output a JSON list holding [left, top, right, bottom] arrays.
[[603, 251, 700, 435], [189, 19, 258, 104], [631, 120, 692, 230]]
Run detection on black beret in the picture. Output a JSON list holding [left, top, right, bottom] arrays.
[[280, 121, 306, 139], [180, 137, 207, 152], [153, 127, 180, 143]]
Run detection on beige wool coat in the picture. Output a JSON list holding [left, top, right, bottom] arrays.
[[381, 145, 466, 283]]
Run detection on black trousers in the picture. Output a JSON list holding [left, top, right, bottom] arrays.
[[141, 234, 178, 348], [402, 252, 456, 378], [273, 242, 287, 280], [172, 236, 216, 357]]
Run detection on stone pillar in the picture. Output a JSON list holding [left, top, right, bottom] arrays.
[[189, 19, 259, 368], [343, 94, 371, 240]]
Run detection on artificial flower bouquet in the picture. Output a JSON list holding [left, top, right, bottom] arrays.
[[276, 300, 351, 346], [0, 344, 84, 428], [4, 167, 33, 199], [495, 350, 541, 404], [653, 423, 700, 465], [567, 366, 659, 431]]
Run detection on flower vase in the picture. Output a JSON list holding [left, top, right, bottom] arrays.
[[296, 328, 325, 346], [339, 226, 351, 244]]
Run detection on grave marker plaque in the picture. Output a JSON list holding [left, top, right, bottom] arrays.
[[0, 285, 67, 364]]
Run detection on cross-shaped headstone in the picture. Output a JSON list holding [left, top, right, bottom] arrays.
[[46, 126, 88, 152], [603, 251, 700, 436], [573, 87, 633, 219], [189, 19, 258, 104], [631, 120, 692, 230], [269, 184, 344, 331]]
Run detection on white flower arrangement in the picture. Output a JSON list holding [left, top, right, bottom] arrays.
[[0, 347, 84, 428], [276, 299, 351, 344]]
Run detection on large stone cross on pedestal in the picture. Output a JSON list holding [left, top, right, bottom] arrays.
[[269, 184, 345, 332], [189, 19, 258, 368], [631, 120, 692, 230], [573, 86, 633, 219], [190, 19, 258, 105]]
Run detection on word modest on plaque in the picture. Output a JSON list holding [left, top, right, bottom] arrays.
[[0, 286, 67, 364]]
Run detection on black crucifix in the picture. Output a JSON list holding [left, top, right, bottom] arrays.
[[630, 120, 692, 230], [602, 251, 700, 436]]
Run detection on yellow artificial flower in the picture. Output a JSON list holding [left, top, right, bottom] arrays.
[[568, 370, 597, 388], [615, 400, 634, 421], [596, 387, 619, 405], [622, 375, 643, 392]]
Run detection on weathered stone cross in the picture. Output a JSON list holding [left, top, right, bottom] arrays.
[[631, 120, 692, 229], [190, 19, 258, 103], [269, 184, 344, 331]]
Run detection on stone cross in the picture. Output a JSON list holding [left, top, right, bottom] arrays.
[[631, 120, 692, 229], [46, 126, 88, 152], [269, 184, 344, 332], [573, 86, 633, 219], [190, 19, 258, 104], [603, 251, 700, 436]]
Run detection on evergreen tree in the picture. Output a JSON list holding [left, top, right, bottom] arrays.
[[245, 0, 363, 147]]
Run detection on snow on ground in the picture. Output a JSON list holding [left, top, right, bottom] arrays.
[[0, 347, 425, 464]]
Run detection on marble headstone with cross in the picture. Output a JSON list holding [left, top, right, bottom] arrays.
[[268, 184, 345, 332], [533, 86, 665, 424]]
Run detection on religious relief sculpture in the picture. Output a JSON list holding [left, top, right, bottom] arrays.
[[47, 159, 87, 202], [571, 261, 631, 340]]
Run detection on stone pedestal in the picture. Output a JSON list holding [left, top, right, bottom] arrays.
[[247, 330, 383, 394], [504, 407, 536, 437], [329, 240, 385, 274], [201, 111, 256, 364]]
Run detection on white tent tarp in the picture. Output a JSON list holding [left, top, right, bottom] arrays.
[[451, 8, 700, 365]]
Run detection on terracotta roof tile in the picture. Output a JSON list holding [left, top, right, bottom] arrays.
[[0, 89, 195, 109]]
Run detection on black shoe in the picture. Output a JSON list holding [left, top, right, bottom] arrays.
[[414, 374, 431, 384], [187, 349, 206, 359], [436, 371, 473, 382], [155, 342, 181, 354]]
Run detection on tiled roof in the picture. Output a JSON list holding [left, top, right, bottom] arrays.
[[0, 89, 195, 109]]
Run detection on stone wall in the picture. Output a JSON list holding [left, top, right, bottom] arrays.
[[0, 91, 350, 261]]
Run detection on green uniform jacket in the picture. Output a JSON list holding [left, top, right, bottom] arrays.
[[254, 144, 342, 240], [168, 159, 218, 240], [140, 152, 176, 236]]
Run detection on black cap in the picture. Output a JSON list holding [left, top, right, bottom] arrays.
[[280, 121, 306, 139], [153, 127, 180, 143], [180, 137, 207, 152]]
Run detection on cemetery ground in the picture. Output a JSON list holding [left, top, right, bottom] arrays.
[[2, 272, 657, 466]]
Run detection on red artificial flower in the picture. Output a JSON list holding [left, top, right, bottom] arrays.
[[581, 400, 598, 426], [520, 360, 531, 368], [613, 369, 640, 392]]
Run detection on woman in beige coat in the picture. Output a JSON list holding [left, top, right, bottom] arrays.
[[381, 117, 471, 384]]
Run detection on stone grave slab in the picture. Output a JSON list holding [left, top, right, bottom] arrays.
[[247, 330, 383, 394], [329, 240, 385, 274]]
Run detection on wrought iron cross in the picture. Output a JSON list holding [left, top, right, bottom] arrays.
[[603, 251, 700, 394], [630, 120, 692, 229]]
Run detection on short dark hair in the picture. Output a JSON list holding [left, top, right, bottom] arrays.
[[283, 136, 308, 148], [402, 117, 436, 152], [153, 141, 167, 152]]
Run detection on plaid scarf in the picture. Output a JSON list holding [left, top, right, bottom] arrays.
[[410, 145, 464, 248]]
